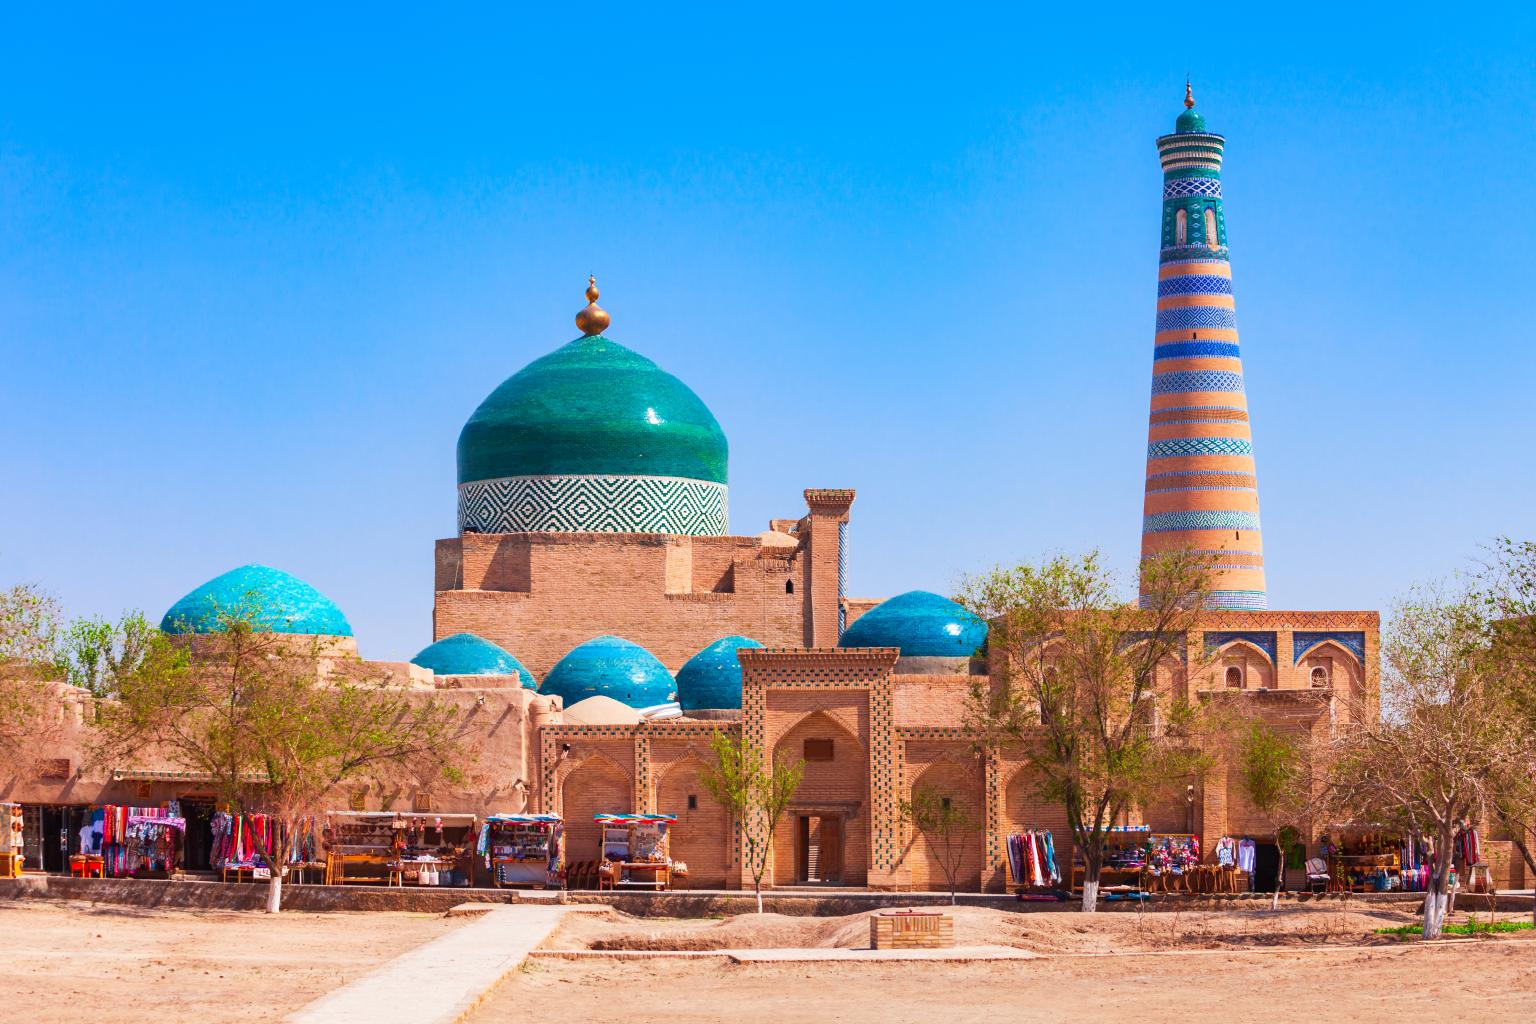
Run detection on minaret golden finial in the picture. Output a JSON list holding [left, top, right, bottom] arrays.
[[1184, 79, 1195, 109], [575, 274, 611, 336]]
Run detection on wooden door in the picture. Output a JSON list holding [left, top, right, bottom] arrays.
[[818, 816, 843, 884]]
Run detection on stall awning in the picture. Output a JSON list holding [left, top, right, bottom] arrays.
[[594, 813, 677, 825], [111, 768, 269, 784]]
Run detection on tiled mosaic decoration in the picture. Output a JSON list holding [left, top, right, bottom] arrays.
[[1150, 370, 1245, 395], [1203, 630, 1278, 663], [458, 473, 728, 535], [1292, 631, 1367, 665]]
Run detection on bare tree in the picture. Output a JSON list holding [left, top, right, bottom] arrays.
[[900, 786, 982, 905], [699, 730, 803, 913], [959, 550, 1216, 912], [1324, 585, 1519, 939]]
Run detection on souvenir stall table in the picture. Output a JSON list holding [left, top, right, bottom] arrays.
[[1143, 833, 1201, 892], [1072, 825, 1151, 895], [212, 813, 325, 884], [324, 812, 398, 885], [391, 812, 476, 887], [1332, 833, 1406, 893], [0, 803, 23, 879], [596, 813, 677, 890], [480, 813, 563, 888], [98, 805, 185, 878]]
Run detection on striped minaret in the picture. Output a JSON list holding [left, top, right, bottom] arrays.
[[1140, 85, 1266, 611]]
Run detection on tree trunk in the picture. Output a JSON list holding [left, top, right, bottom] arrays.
[[754, 875, 764, 914], [266, 870, 283, 914], [1422, 829, 1454, 940], [1081, 850, 1102, 912]]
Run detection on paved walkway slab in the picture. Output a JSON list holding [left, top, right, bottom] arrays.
[[285, 905, 571, 1024]]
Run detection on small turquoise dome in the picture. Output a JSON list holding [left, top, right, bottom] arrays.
[[411, 633, 536, 688], [458, 335, 728, 486], [838, 590, 986, 658], [160, 564, 352, 636], [541, 635, 676, 709], [1175, 107, 1206, 134], [676, 635, 763, 711]]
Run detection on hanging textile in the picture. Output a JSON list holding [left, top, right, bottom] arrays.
[[1006, 830, 1061, 888]]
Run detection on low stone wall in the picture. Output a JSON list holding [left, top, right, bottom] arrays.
[[0, 875, 524, 913]]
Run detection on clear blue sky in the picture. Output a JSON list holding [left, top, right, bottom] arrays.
[[4, 6, 1534, 660]]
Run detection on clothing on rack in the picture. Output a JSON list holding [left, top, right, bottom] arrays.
[[1236, 838, 1256, 874], [1215, 835, 1236, 867], [1006, 830, 1061, 888]]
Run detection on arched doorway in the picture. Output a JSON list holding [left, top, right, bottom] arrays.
[[656, 755, 730, 888], [560, 756, 631, 866]]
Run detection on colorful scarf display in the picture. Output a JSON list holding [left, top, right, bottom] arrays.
[[1006, 830, 1060, 887]]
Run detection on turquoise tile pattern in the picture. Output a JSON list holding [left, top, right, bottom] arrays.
[[540, 635, 677, 709], [675, 635, 763, 711], [160, 564, 353, 636], [411, 632, 537, 688], [837, 590, 987, 658]]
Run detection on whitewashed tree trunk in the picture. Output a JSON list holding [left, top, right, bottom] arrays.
[[1422, 888, 1448, 939], [1081, 879, 1099, 913], [266, 870, 283, 914]]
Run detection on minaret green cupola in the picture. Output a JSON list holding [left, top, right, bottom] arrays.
[[456, 278, 729, 535]]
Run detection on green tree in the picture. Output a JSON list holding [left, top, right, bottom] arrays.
[[699, 730, 803, 913], [958, 550, 1216, 912], [0, 583, 67, 785], [90, 599, 473, 913], [53, 610, 163, 698], [1234, 718, 1315, 910], [900, 786, 983, 905]]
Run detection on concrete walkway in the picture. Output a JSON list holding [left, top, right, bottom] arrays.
[[285, 904, 582, 1024]]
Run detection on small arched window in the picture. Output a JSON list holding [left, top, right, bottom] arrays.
[[1175, 208, 1188, 245], [785, 578, 794, 594], [1204, 208, 1219, 248], [1224, 665, 1243, 689], [1310, 665, 1330, 688]]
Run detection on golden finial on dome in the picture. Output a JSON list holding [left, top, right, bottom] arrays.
[[575, 274, 611, 336], [1184, 79, 1195, 109]]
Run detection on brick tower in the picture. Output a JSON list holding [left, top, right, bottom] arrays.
[[1140, 85, 1266, 610]]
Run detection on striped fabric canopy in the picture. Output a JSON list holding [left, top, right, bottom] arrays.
[[593, 813, 677, 825], [485, 813, 562, 824]]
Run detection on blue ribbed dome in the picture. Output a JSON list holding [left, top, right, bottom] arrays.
[[838, 590, 986, 658], [541, 635, 676, 709], [160, 565, 352, 637], [411, 633, 536, 688], [676, 635, 762, 711]]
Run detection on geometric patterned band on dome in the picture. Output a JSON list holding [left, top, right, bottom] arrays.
[[458, 473, 728, 536]]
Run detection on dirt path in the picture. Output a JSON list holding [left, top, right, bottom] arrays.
[[478, 942, 1536, 1023], [1, 900, 461, 1024]]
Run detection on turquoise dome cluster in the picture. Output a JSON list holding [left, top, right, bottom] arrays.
[[838, 590, 986, 659], [676, 635, 762, 711], [411, 633, 536, 688], [458, 334, 728, 486], [160, 564, 352, 636], [540, 635, 676, 709]]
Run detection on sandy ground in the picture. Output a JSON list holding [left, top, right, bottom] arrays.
[[1, 900, 462, 1024], [480, 944, 1536, 1023], [465, 905, 1536, 1024]]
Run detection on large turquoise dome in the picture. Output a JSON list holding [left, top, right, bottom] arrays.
[[456, 328, 729, 536], [411, 633, 536, 688], [160, 565, 352, 637], [676, 635, 762, 711], [541, 635, 676, 709], [838, 590, 986, 660]]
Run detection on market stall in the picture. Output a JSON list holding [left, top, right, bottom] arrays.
[[1071, 824, 1151, 895], [0, 804, 22, 878], [99, 805, 184, 878], [323, 812, 397, 885], [595, 812, 677, 890], [480, 813, 563, 888], [392, 813, 476, 887]]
